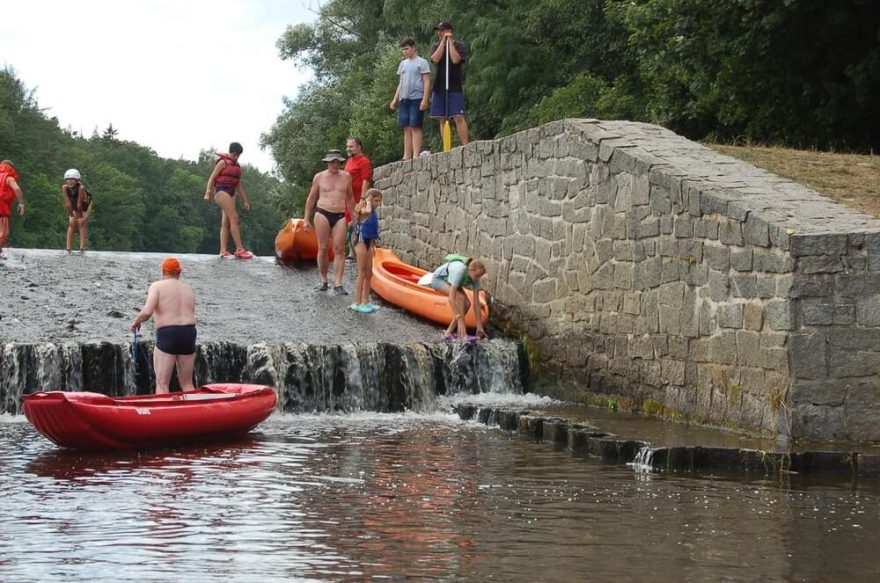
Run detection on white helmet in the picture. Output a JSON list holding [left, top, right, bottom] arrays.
[[64, 168, 81, 180]]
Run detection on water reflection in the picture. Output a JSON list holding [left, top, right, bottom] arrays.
[[1, 415, 879, 582]]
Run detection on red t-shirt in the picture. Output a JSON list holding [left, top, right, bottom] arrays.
[[344, 154, 373, 222]]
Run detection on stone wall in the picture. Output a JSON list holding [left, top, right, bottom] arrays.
[[373, 119, 880, 441]]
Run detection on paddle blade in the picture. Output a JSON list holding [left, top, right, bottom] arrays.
[[441, 120, 453, 152]]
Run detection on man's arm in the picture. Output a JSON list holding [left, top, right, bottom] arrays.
[[131, 283, 160, 332], [430, 42, 444, 64], [302, 174, 320, 230], [391, 74, 402, 110], [362, 158, 373, 193], [448, 39, 463, 64], [344, 174, 355, 214], [420, 70, 431, 110]]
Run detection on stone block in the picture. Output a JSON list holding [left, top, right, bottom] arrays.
[[694, 218, 720, 240], [718, 304, 744, 328], [789, 276, 833, 299], [719, 219, 744, 246], [829, 348, 880, 378], [743, 214, 770, 247], [769, 225, 791, 251], [533, 279, 558, 303], [756, 276, 778, 299], [856, 294, 880, 326], [674, 217, 693, 238], [743, 303, 763, 331], [835, 274, 867, 298], [635, 258, 662, 291], [705, 245, 730, 271], [699, 300, 715, 335], [708, 271, 730, 301], [765, 300, 794, 331], [680, 289, 700, 338], [700, 191, 729, 216], [614, 263, 634, 289], [730, 275, 758, 299], [661, 359, 686, 385], [833, 304, 855, 325], [801, 304, 834, 327], [843, 382, 880, 441], [790, 233, 847, 257], [709, 332, 738, 365], [790, 333, 827, 379], [729, 249, 752, 271], [660, 259, 681, 283], [736, 330, 762, 367], [613, 240, 634, 261], [753, 250, 793, 273], [798, 255, 844, 275]]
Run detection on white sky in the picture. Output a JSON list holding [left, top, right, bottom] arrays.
[[0, 0, 317, 173]]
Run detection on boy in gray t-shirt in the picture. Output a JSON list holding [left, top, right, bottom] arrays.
[[390, 37, 431, 160]]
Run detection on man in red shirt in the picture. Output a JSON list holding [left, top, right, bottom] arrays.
[[344, 137, 373, 259]]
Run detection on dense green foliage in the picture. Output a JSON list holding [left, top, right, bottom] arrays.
[[0, 68, 292, 254], [264, 0, 880, 197]]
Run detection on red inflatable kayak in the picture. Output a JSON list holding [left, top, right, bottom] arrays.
[[23, 384, 277, 451]]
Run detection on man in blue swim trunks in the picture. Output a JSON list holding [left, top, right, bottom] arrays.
[[130, 257, 197, 393]]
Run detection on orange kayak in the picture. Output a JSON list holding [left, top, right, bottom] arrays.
[[274, 218, 334, 261], [371, 248, 489, 329]]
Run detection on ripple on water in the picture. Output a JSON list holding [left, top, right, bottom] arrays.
[[1, 416, 879, 582]]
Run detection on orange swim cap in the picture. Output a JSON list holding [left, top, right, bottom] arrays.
[[161, 257, 181, 274]]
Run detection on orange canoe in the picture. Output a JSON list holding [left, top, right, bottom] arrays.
[[371, 248, 489, 329], [274, 218, 334, 261]]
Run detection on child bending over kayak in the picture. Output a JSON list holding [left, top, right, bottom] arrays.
[[350, 189, 383, 313], [422, 254, 488, 341]]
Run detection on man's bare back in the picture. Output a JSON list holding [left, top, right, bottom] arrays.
[[142, 279, 196, 330], [315, 170, 352, 213]]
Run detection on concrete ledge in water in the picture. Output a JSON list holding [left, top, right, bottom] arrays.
[[457, 405, 880, 478]]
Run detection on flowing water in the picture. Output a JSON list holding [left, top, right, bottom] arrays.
[[2, 401, 879, 582]]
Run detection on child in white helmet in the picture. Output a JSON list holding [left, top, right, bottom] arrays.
[[61, 168, 91, 254]]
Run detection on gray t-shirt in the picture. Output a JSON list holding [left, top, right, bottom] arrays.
[[432, 261, 481, 290], [397, 56, 431, 100]]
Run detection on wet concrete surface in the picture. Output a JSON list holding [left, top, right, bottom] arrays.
[[0, 248, 446, 344]]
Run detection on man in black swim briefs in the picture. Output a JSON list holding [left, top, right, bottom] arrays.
[[303, 149, 356, 294], [130, 257, 198, 394]]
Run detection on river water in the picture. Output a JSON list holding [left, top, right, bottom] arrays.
[[2, 401, 879, 583]]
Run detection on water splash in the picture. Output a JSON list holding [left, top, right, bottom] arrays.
[[630, 445, 660, 474]]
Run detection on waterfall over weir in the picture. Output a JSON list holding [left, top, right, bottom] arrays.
[[0, 339, 526, 415]]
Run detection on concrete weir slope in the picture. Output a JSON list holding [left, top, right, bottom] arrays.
[[0, 250, 525, 413], [375, 118, 880, 442]]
